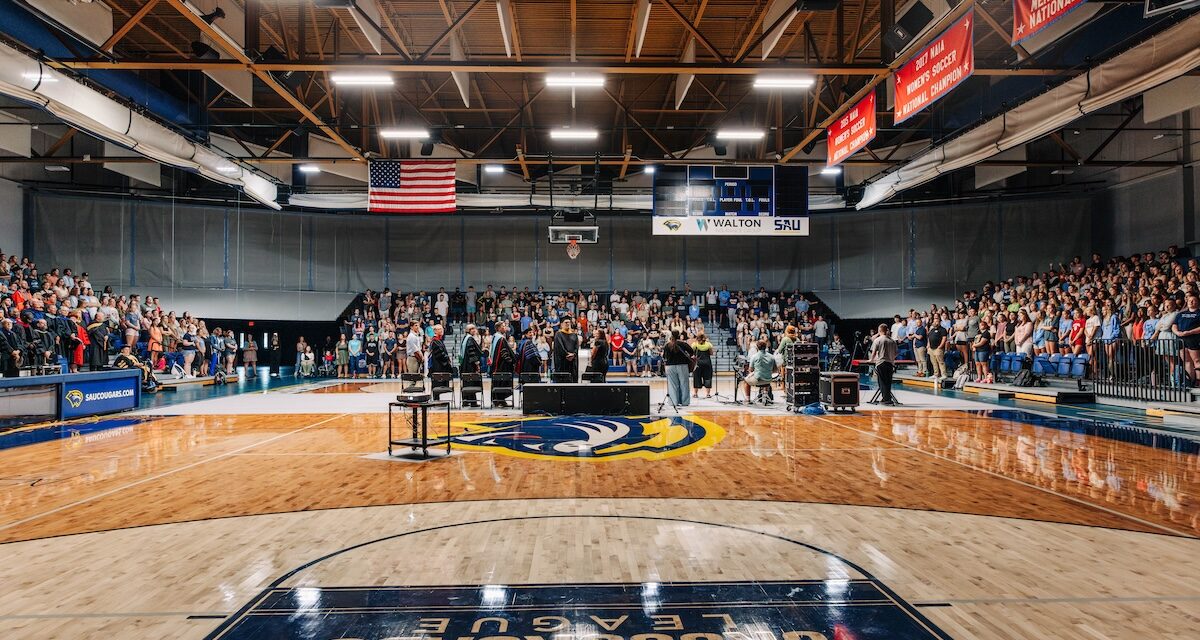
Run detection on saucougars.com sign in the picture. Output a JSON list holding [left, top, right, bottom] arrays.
[[653, 216, 809, 236], [61, 375, 141, 419]]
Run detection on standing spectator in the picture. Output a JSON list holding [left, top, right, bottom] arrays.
[[586, 328, 609, 382], [347, 333, 363, 379], [428, 325, 453, 376], [335, 335, 350, 378], [691, 332, 714, 398], [405, 326, 424, 374], [295, 335, 307, 376], [910, 317, 928, 377], [1171, 294, 1200, 384], [148, 318, 164, 371], [552, 318, 580, 381], [926, 319, 948, 379], [180, 325, 197, 378], [268, 333, 282, 377], [243, 337, 259, 378], [662, 330, 695, 407], [223, 330, 238, 375]]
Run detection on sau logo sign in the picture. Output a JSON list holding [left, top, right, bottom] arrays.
[[448, 415, 725, 461], [661, 218, 683, 231], [65, 389, 85, 409]]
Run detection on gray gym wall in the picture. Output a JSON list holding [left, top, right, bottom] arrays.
[[27, 191, 1096, 320]]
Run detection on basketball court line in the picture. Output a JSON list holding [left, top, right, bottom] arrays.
[[0, 413, 350, 534], [810, 414, 1195, 538]]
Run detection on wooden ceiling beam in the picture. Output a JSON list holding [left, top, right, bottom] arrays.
[[161, 0, 364, 161], [56, 60, 1068, 77]]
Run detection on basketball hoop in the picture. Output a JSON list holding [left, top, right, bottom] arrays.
[[566, 238, 581, 260]]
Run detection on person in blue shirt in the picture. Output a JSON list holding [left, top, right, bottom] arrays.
[[1100, 302, 1121, 374], [1172, 293, 1200, 384], [688, 302, 701, 321]]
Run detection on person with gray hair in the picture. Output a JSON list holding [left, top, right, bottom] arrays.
[[0, 316, 22, 377]]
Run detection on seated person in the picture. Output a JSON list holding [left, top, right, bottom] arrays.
[[112, 344, 155, 387], [743, 339, 779, 403]]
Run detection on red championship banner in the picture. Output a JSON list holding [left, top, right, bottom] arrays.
[[1013, 0, 1086, 44], [826, 91, 877, 167], [893, 9, 975, 125]]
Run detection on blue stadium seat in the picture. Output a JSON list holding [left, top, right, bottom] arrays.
[[1032, 354, 1052, 376], [1070, 354, 1090, 379], [1047, 354, 1062, 377], [989, 352, 1004, 374]]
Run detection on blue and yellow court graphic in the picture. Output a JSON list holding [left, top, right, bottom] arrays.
[[445, 415, 726, 461]]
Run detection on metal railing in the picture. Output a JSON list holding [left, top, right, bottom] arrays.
[[1088, 338, 1192, 404]]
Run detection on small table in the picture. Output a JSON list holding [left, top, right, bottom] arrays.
[[388, 399, 452, 460]]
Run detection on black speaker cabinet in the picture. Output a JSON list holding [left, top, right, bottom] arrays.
[[882, 1, 935, 54], [820, 372, 860, 412], [522, 383, 650, 416]]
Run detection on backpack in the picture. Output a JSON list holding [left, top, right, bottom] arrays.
[[1012, 369, 1035, 387], [953, 372, 970, 390]]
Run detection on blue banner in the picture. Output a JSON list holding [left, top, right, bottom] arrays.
[[61, 373, 140, 419]]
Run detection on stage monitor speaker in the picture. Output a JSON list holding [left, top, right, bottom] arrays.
[[522, 384, 651, 416], [882, 1, 935, 56]]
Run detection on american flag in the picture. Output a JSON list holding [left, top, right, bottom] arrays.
[[368, 160, 457, 213]]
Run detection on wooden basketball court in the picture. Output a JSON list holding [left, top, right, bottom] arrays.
[[0, 381, 1196, 639]]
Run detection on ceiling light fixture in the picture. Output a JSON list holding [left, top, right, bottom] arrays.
[[715, 129, 765, 140], [298, 164, 321, 173], [644, 165, 656, 174], [545, 73, 605, 88], [1051, 168, 1075, 175], [484, 164, 505, 174], [549, 128, 599, 140], [820, 166, 842, 175], [753, 75, 815, 89], [45, 165, 69, 172], [331, 73, 394, 86], [379, 128, 430, 139]]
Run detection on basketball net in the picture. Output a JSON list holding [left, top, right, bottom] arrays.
[[566, 239, 581, 260]]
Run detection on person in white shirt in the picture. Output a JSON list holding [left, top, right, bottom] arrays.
[[405, 327, 424, 373]]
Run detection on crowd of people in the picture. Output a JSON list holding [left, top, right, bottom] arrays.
[[887, 245, 1200, 386], [336, 285, 844, 400], [0, 251, 289, 385]]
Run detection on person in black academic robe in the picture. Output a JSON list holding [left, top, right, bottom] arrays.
[[586, 328, 610, 382], [515, 328, 541, 375], [31, 320, 55, 372], [490, 324, 515, 376], [0, 318, 22, 377], [552, 319, 580, 381], [87, 315, 110, 371], [428, 326, 453, 376], [460, 326, 483, 374]]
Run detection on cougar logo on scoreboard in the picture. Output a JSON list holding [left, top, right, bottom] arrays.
[[661, 218, 683, 231], [447, 415, 725, 461]]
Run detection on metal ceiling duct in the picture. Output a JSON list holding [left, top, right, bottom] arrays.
[[0, 41, 279, 209]]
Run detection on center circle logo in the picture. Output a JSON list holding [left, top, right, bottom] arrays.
[[448, 415, 725, 461]]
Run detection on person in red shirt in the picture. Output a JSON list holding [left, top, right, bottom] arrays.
[[610, 331, 625, 367], [1068, 308, 1086, 355]]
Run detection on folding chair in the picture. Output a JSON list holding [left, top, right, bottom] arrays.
[[401, 372, 426, 393], [430, 372, 454, 406], [460, 372, 484, 407], [490, 372, 515, 408]]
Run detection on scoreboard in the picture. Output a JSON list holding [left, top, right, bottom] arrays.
[[651, 164, 809, 236]]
